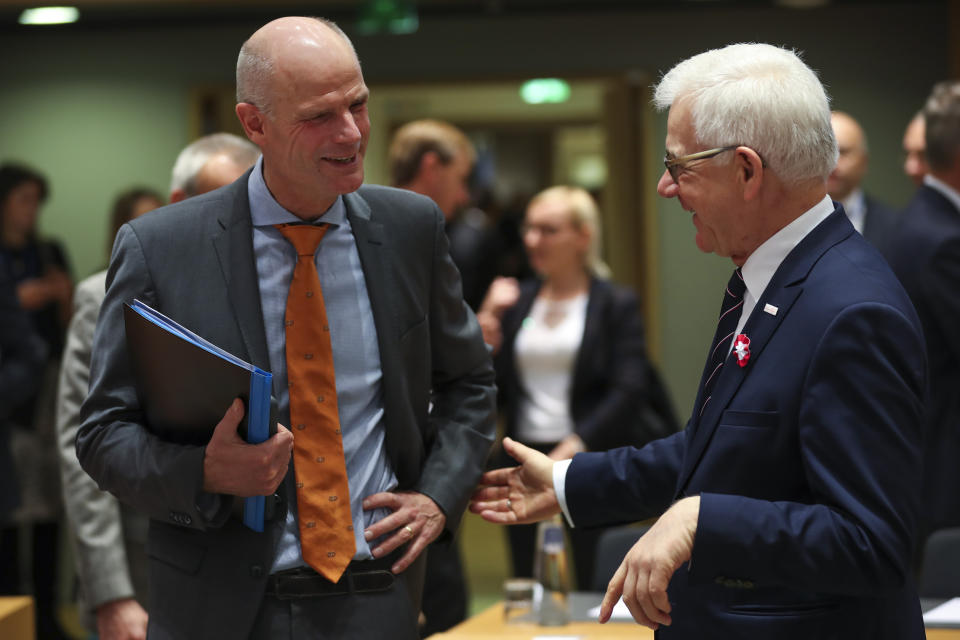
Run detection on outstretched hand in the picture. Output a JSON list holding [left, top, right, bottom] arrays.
[[598, 496, 700, 630], [469, 437, 560, 524]]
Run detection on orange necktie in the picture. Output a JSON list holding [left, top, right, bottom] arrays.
[[275, 223, 355, 582]]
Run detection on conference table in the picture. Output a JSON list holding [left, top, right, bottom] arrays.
[[429, 593, 960, 639]]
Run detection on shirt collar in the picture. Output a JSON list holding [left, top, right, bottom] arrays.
[[924, 174, 960, 214], [840, 188, 866, 233], [740, 194, 836, 304], [247, 156, 346, 227]]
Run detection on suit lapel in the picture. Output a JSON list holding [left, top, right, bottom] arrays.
[[343, 190, 409, 471], [343, 190, 394, 344], [210, 173, 271, 371], [676, 209, 855, 494]]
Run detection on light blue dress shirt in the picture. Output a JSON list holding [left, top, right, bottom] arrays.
[[246, 158, 397, 572]]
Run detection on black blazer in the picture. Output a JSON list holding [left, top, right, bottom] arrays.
[[495, 277, 675, 452]]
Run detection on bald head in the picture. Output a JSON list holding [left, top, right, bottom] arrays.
[[827, 111, 869, 201], [234, 16, 370, 217], [236, 17, 357, 116]]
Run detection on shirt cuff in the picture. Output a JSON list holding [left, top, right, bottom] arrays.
[[553, 459, 575, 528]]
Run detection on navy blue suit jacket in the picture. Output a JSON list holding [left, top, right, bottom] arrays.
[[885, 184, 960, 531], [565, 209, 926, 638]]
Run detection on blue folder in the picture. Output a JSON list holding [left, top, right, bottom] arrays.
[[123, 299, 274, 532]]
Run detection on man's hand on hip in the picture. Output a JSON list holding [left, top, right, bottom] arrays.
[[362, 490, 446, 573]]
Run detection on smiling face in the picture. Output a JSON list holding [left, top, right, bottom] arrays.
[[656, 100, 759, 265], [237, 20, 369, 217]]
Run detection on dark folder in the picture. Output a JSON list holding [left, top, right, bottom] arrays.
[[123, 299, 275, 532]]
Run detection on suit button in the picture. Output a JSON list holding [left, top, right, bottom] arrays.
[[250, 565, 263, 578]]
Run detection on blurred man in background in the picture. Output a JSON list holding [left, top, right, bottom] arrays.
[[903, 111, 929, 187], [828, 111, 898, 249], [885, 81, 960, 553]]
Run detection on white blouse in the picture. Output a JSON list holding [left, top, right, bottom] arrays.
[[514, 292, 589, 444]]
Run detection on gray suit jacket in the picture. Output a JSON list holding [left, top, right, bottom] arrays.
[[56, 270, 149, 630], [76, 176, 497, 639]]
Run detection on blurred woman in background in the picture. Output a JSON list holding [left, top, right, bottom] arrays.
[[477, 185, 675, 590]]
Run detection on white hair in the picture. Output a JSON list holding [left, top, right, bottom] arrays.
[[653, 43, 838, 186], [170, 133, 260, 196]]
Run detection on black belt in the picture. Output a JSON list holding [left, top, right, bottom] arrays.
[[266, 553, 398, 600]]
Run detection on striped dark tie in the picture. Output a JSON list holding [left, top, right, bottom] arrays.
[[699, 268, 746, 417]]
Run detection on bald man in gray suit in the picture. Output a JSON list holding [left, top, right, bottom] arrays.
[[76, 17, 495, 640]]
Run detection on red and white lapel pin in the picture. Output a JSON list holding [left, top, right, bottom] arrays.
[[733, 334, 751, 367]]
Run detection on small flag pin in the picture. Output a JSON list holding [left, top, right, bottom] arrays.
[[763, 303, 779, 316]]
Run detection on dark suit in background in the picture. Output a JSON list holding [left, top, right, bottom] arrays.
[[885, 183, 960, 534], [77, 176, 496, 639], [860, 193, 900, 252]]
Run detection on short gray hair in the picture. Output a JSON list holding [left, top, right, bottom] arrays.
[[923, 80, 960, 172], [653, 43, 837, 186], [170, 133, 260, 196], [236, 17, 357, 116]]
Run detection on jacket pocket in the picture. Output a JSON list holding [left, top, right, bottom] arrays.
[[728, 598, 840, 617], [147, 523, 206, 575]]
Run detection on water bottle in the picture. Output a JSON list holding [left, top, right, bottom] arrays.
[[533, 515, 571, 626]]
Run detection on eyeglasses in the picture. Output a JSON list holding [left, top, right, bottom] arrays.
[[663, 145, 738, 183]]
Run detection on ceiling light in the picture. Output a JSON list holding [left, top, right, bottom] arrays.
[[19, 6, 79, 25]]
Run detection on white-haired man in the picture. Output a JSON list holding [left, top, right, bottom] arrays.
[[56, 132, 259, 640], [473, 43, 926, 639]]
